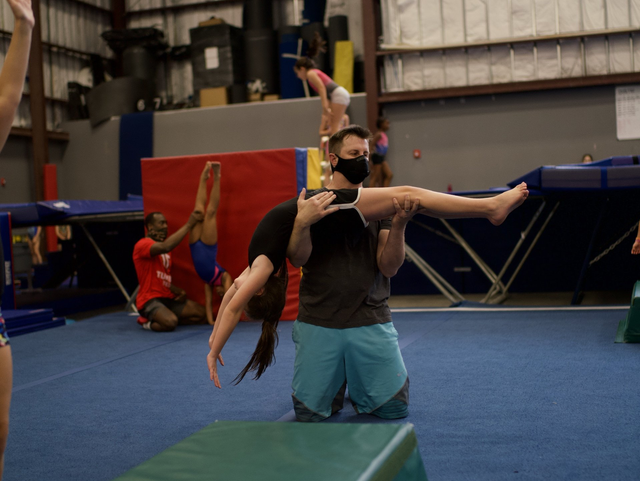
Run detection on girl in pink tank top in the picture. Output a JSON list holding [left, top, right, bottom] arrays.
[[294, 32, 351, 138]]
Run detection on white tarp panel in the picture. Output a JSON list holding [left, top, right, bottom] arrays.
[[536, 41, 560, 79], [419, 0, 444, 45], [465, 0, 489, 42], [634, 33, 640, 70], [398, 0, 422, 45], [422, 50, 446, 87], [381, 0, 401, 45], [512, 0, 534, 37], [582, 0, 606, 30], [585, 37, 608, 75], [560, 38, 583, 77], [444, 48, 468, 86], [534, 0, 557, 35], [491, 45, 513, 82], [558, 0, 581, 33], [609, 34, 632, 72], [442, 0, 466, 44], [403, 53, 424, 89], [488, 0, 511, 39], [384, 55, 403, 92], [513, 43, 535, 80], [632, 0, 640, 26], [468, 47, 491, 84], [605, 0, 630, 28]]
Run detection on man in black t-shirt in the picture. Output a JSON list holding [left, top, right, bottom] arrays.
[[287, 125, 418, 422]]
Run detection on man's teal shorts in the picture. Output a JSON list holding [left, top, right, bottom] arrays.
[[291, 320, 409, 422]]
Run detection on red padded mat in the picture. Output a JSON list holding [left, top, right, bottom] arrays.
[[141, 149, 301, 321]]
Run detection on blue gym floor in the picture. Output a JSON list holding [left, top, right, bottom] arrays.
[[6, 307, 640, 481]]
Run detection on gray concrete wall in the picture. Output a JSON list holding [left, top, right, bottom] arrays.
[[0, 137, 35, 203], [383, 85, 640, 192], [153, 93, 367, 156], [0, 137, 66, 204], [56, 94, 366, 200], [58, 119, 121, 200]]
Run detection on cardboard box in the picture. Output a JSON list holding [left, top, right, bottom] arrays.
[[263, 94, 280, 102], [198, 17, 225, 27], [200, 87, 228, 107]]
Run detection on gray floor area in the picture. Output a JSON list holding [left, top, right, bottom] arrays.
[[388, 290, 629, 308], [68, 291, 630, 322]]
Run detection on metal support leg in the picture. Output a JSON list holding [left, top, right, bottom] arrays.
[[571, 198, 609, 305], [405, 244, 465, 304], [482, 200, 547, 303], [81, 224, 133, 305], [489, 201, 560, 304], [125, 285, 140, 314], [439, 219, 507, 296]]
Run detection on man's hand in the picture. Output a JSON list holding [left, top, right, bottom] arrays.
[[207, 350, 224, 388], [391, 195, 420, 228], [295, 188, 339, 228], [173, 287, 187, 303], [187, 210, 204, 228], [632, 239, 640, 255]]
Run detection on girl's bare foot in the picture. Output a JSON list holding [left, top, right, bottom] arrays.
[[489, 182, 529, 226], [211, 162, 221, 180]]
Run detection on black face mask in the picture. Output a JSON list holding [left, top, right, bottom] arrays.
[[332, 154, 370, 185]]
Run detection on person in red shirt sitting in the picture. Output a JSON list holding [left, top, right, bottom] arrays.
[[133, 210, 206, 331]]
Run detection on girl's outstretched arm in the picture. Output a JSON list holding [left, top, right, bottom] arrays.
[[0, 0, 34, 149], [207, 258, 273, 388]]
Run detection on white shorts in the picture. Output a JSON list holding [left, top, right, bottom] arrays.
[[330, 86, 350, 106]]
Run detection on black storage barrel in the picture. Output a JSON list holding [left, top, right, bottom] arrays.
[[244, 28, 279, 95], [243, 0, 273, 30], [328, 15, 349, 72], [123, 45, 157, 93]]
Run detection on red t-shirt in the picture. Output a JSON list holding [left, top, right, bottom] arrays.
[[133, 237, 174, 309]]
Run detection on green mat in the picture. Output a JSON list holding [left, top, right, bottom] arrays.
[[615, 281, 640, 343], [114, 421, 428, 481]]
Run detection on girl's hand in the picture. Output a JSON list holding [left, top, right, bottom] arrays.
[[632, 239, 640, 255], [207, 350, 224, 388], [7, 0, 35, 28]]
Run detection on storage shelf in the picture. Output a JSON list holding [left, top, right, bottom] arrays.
[[67, 0, 112, 15], [378, 72, 640, 104], [22, 92, 69, 104], [42, 41, 114, 62], [10, 127, 70, 142], [126, 0, 243, 16], [377, 27, 640, 56]]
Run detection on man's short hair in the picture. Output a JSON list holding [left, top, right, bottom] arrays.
[[328, 125, 372, 156], [144, 212, 161, 230]]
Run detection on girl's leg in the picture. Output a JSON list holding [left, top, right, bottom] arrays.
[[190, 163, 210, 244], [200, 163, 221, 246], [381, 161, 393, 187], [358, 183, 529, 226], [0, 346, 12, 480], [329, 102, 348, 135], [33, 238, 42, 264]]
